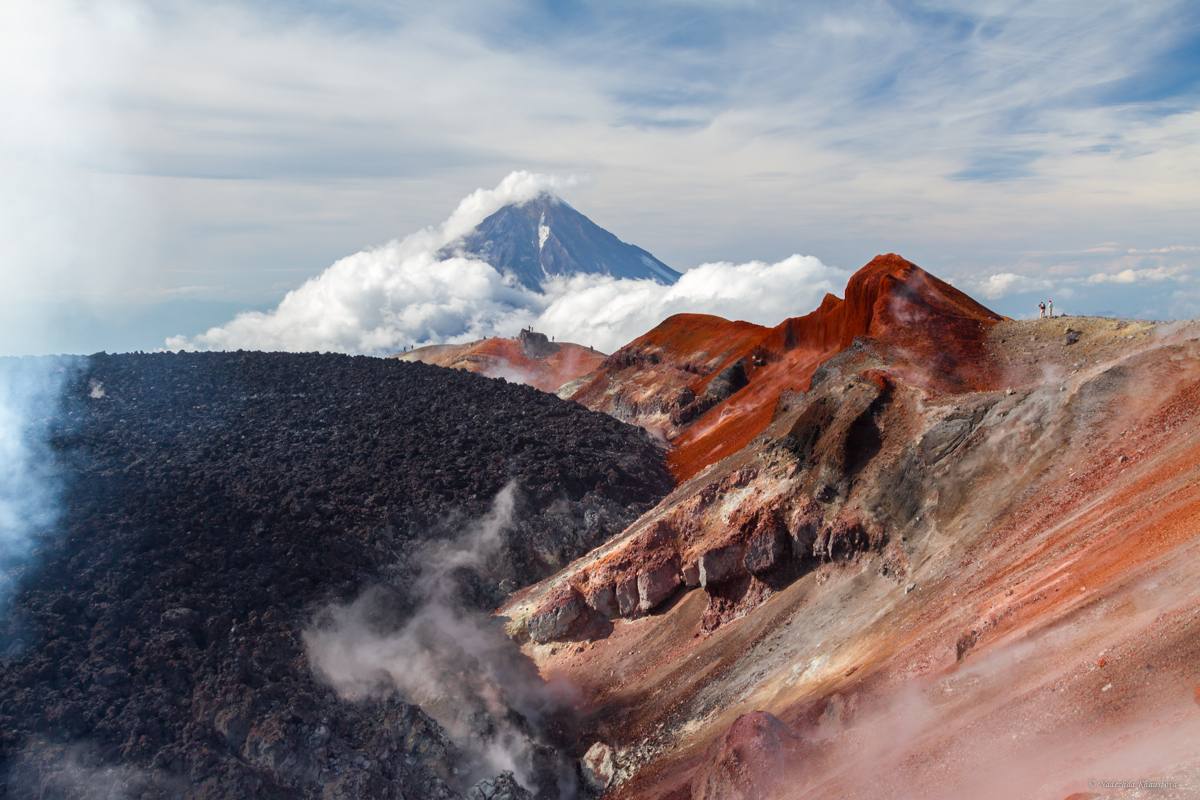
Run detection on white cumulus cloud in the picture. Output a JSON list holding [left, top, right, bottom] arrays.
[[169, 173, 850, 355], [971, 272, 1055, 300], [1086, 266, 1175, 284], [536, 255, 847, 350]]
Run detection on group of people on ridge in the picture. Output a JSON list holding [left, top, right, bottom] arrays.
[[1038, 300, 1054, 318]]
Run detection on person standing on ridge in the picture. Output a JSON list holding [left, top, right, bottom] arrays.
[[1048, 300, 1053, 317], [1039, 301, 1046, 319]]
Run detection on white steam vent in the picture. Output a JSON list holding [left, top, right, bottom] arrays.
[[303, 483, 579, 792], [0, 357, 71, 607]]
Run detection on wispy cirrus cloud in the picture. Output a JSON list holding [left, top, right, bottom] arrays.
[[2, 0, 1199, 353], [1127, 246, 1200, 254]]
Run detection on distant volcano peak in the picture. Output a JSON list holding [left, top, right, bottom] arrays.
[[440, 193, 681, 290]]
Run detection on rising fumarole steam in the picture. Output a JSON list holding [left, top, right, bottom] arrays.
[[0, 357, 75, 611], [303, 483, 580, 798]]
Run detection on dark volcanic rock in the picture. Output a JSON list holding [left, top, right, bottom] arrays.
[[636, 558, 681, 614], [0, 352, 672, 799], [701, 358, 749, 404], [516, 330, 559, 359], [526, 585, 585, 645], [698, 544, 743, 588], [465, 770, 531, 800], [742, 527, 787, 576]]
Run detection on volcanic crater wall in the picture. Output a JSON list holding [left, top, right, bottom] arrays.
[[505, 311, 1200, 800], [561, 254, 1006, 481], [0, 352, 672, 800], [509, 347, 931, 647]]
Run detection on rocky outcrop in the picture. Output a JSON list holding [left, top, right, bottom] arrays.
[[505, 353, 922, 642], [699, 543, 744, 588], [701, 358, 749, 403], [615, 575, 640, 618], [788, 498, 822, 558], [637, 556, 683, 613], [517, 329, 559, 359], [465, 771, 532, 800], [579, 742, 617, 793], [814, 513, 882, 562], [527, 585, 586, 644], [580, 579, 616, 618], [743, 526, 788, 575]]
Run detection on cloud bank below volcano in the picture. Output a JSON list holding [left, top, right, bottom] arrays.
[[168, 173, 851, 355]]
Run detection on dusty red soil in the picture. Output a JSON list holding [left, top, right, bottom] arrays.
[[394, 332, 605, 393], [502, 257, 1200, 799]]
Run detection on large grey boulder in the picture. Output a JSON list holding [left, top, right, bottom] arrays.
[[580, 742, 617, 793]]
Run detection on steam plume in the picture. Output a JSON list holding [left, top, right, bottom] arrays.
[[0, 357, 73, 609], [303, 483, 579, 796], [7, 742, 160, 800]]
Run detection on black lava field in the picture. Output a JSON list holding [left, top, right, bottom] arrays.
[[0, 352, 672, 800]]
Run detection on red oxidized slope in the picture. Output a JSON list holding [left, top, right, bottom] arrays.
[[504, 311, 1200, 800], [563, 254, 1005, 480], [393, 333, 605, 393]]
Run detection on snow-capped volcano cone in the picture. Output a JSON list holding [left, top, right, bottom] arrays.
[[439, 193, 680, 290]]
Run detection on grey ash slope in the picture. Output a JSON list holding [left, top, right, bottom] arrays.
[[440, 194, 680, 290]]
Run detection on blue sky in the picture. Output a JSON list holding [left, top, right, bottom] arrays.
[[2, 0, 1198, 354]]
